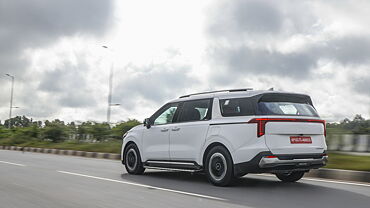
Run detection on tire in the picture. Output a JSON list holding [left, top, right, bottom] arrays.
[[124, 143, 145, 175], [275, 171, 305, 182], [204, 146, 234, 186]]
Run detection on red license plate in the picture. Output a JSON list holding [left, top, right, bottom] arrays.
[[290, 136, 312, 144]]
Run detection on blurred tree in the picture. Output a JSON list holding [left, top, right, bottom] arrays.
[[11, 124, 40, 141], [42, 120, 68, 142], [32, 120, 42, 128], [90, 122, 110, 141], [67, 122, 77, 140], [4, 116, 32, 128], [77, 121, 93, 141], [328, 115, 369, 134], [353, 114, 365, 122], [111, 119, 141, 139], [0, 126, 11, 139]]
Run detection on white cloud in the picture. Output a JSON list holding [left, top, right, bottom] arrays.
[[0, 0, 369, 123]]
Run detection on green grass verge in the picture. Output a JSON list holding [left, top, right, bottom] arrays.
[[326, 127, 353, 134], [326, 152, 370, 172]]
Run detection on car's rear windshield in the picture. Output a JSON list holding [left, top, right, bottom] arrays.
[[219, 93, 319, 117], [257, 102, 318, 117]]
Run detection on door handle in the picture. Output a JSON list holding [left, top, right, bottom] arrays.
[[172, 127, 180, 131], [161, 128, 169, 132]]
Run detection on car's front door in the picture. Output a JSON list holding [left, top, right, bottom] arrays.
[[142, 103, 179, 161]]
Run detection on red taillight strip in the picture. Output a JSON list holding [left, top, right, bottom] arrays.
[[247, 118, 326, 137]]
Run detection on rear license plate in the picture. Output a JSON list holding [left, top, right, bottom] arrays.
[[290, 136, 312, 144]]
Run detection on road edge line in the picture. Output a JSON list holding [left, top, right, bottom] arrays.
[[57, 170, 227, 201], [0, 160, 26, 167]]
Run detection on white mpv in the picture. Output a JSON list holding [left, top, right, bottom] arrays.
[[121, 89, 328, 186]]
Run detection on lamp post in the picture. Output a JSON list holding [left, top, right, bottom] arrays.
[[5, 74, 14, 128], [102, 46, 120, 124]]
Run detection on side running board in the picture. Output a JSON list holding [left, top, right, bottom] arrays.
[[144, 160, 203, 172]]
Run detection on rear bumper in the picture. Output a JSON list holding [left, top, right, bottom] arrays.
[[234, 151, 327, 177], [259, 156, 328, 168]]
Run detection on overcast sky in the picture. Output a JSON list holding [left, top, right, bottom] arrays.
[[0, 0, 369, 123]]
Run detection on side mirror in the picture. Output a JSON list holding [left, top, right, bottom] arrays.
[[143, 118, 151, 129]]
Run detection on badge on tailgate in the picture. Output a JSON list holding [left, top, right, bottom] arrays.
[[290, 136, 312, 144]]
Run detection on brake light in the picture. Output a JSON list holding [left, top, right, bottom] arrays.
[[247, 118, 326, 137], [265, 155, 277, 158]]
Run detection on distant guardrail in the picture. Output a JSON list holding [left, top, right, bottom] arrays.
[[326, 134, 370, 152], [0, 146, 121, 160]]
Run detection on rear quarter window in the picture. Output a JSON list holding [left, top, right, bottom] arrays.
[[220, 98, 255, 117]]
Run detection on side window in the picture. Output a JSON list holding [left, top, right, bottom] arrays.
[[220, 98, 254, 117], [178, 99, 211, 122], [153, 103, 178, 125]]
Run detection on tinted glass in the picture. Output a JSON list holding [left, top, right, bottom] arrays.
[[220, 98, 254, 117], [257, 102, 318, 117], [153, 104, 178, 125], [178, 99, 211, 122]]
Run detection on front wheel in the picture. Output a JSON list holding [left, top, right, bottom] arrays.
[[124, 144, 145, 175], [205, 146, 234, 186], [275, 171, 305, 182]]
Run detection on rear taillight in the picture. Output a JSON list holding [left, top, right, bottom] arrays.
[[264, 155, 277, 158], [247, 118, 266, 137], [247, 118, 326, 137]]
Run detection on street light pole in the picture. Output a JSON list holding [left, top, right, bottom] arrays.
[[102, 46, 120, 124], [5, 74, 14, 128], [107, 65, 113, 124]]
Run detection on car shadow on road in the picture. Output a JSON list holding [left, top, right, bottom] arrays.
[[121, 170, 370, 208]]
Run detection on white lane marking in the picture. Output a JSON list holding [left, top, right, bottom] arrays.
[[57, 171, 226, 201], [302, 177, 370, 187], [258, 173, 370, 187], [0, 160, 26, 167]]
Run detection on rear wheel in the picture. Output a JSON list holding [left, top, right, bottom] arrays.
[[124, 144, 145, 175], [275, 171, 305, 182], [205, 146, 234, 186]]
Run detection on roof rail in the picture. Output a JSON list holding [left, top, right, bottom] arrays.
[[179, 88, 253, 98]]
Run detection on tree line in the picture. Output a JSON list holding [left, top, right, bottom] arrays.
[[0, 116, 141, 144], [0, 114, 369, 146], [326, 114, 370, 134]]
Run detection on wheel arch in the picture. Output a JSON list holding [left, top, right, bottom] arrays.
[[121, 137, 141, 163], [201, 141, 234, 167]]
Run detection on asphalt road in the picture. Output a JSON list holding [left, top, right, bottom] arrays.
[[1, 150, 369, 208]]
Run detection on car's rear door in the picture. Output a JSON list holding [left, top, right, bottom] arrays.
[[169, 98, 212, 162]]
